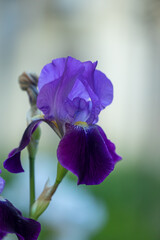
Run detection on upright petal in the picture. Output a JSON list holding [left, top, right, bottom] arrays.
[[37, 78, 60, 119], [37, 57, 85, 122], [77, 62, 102, 124], [37, 57, 113, 125], [93, 70, 113, 108], [0, 199, 41, 240], [38, 57, 66, 91], [57, 124, 116, 185]]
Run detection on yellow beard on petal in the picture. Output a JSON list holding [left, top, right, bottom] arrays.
[[51, 120, 59, 129], [74, 121, 88, 127]]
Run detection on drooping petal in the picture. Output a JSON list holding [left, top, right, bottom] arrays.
[[3, 120, 42, 173], [4, 118, 60, 173], [97, 126, 122, 163], [0, 170, 5, 194], [0, 198, 41, 240], [57, 123, 116, 185]]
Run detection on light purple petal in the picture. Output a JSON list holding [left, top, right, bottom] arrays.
[[68, 79, 90, 101], [38, 57, 66, 91], [0, 178, 5, 194], [37, 57, 113, 125], [37, 57, 85, 122], [0, 199, 41, 240], [93, 70, 113, 108], [64, 97, 91, 123], [0, 170, 5, 194], [57, 124, 115, 185], [37, 78, 60, 119], [77, 62, 102, 124]]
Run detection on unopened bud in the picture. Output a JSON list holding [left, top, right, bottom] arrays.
[[19, 72, 38, 106]]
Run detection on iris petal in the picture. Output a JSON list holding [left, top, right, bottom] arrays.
[[93, 70, 113, 108], [0, 199, 41, 240], [57, 123, 118, 185], [3, 120, 42, 173], [0, 170, 5, 194], [0, 231, 7, 239], [4, 118, 58, 173], [38, 57, 66, 91], [97, 126, 122, 163], [37, 57, 85, 122]]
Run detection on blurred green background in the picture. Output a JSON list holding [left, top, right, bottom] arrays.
[[0, 0, 160, 239]]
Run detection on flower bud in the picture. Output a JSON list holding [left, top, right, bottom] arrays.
[[19, 72, 38, 106]]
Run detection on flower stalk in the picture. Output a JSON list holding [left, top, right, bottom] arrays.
[[31, 163, 67, 220], [19, 72, 41, 216], [29, 155, 35, 212], [27, 126, 41, 215]]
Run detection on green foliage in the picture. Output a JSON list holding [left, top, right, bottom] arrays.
[[89, 163, 160, 240]]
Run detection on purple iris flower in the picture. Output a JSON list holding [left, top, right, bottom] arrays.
[[4, 57, 121, 185], [0, 172, 41, 239]]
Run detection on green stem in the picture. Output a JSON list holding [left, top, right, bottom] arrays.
[[29, 155, 35, 216]]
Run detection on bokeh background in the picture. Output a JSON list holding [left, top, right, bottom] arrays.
[[0, 0, 160, 239]]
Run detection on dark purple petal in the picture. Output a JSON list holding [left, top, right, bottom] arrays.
[[0, 199, 41, 240], [0, 231, 7, 239], [3, 120, 42, 173], [4, 119, 59, 173], [57, 124, 116, 185], [97, 126, 122, 163], [0, 170, 5, 194]]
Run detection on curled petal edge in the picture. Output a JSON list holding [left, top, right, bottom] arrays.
[[3, 119, 57, 173]]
